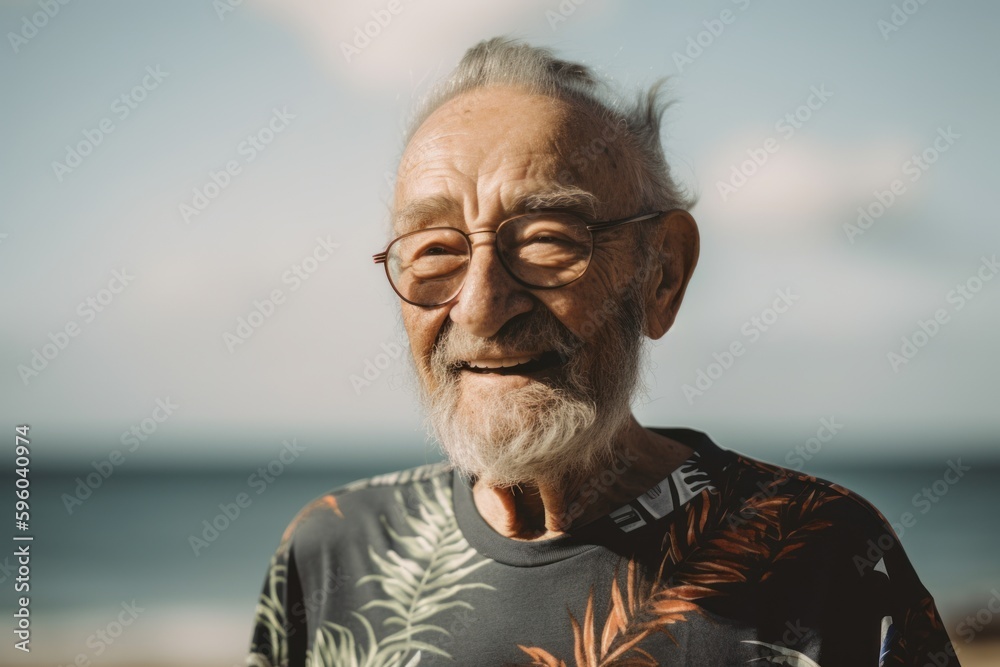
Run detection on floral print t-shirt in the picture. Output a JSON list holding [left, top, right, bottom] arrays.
[[246, 427, 960, 666]]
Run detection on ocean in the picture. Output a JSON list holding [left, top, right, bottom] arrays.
[[3, 461, 998, 666]]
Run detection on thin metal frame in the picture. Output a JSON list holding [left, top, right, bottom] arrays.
[[372, 209, 666, 307]]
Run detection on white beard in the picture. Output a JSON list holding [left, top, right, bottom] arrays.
[[418, 283, 648, 489]]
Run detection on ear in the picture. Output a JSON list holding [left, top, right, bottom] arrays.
[[643, 209, 700, 340]]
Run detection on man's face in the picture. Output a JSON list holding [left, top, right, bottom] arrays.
[[393, 85, 652, 487]]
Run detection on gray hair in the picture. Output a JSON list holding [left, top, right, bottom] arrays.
[[403, 36, 696, 231]]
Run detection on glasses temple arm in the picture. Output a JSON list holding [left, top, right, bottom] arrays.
[[585, 210, 666, 232]]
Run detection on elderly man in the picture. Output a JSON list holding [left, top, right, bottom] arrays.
[[247, 38, 959, 666]]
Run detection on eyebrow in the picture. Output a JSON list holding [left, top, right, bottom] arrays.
[[513, 186, 599, 219], [391, 195, 463, 234], [391, 185, 600, 234]]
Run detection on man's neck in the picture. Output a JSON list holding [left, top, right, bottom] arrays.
[[471, 417, 694, 540]]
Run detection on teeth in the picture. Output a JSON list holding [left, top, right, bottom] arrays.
[[466, 354, 542, 369]]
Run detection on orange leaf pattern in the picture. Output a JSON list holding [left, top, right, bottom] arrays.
[[247, 434, 960, 666]]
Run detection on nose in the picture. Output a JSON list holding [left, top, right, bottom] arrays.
[[447, 233, 534, 339]]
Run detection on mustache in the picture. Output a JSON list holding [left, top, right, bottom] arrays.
[[431, 311, 581, 367]]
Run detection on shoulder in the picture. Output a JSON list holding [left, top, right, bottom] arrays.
[[719, 449, 899, 544], [333, 460, 455, 496], [276, 460, 454, 553], [710, 450, 938, 594], [661, 427, 894, 531]]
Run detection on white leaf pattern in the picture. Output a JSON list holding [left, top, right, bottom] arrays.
[[306, 476, 494, 667], [741, 640, 823, 666]]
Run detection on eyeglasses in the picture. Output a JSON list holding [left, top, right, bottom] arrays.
[[372, 209, 665, 307]]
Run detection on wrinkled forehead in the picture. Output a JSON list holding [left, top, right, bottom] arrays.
[[394, 86, 628, 225]]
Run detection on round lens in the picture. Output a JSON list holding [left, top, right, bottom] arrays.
[[497, 213, 592, 287], [388, 228, 469, 305]]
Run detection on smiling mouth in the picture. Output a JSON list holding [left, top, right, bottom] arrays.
[[455, 350, 566, 375]]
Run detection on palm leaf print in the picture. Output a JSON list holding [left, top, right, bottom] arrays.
[[517, 559, 704, 666], [659, 460, 841, 597], [307, 612, 428, 667], [251, 496, 345, 667], [518, 458, 848, 665], [251, 553, 290, 667], [741, 640, 822, 666], [306, 476, 493, 667]]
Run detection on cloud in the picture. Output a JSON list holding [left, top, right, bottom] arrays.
[[696, 135, 927, 235], [246, 0, 565, 93]]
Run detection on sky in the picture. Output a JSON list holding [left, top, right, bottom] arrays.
[[2, 0, 999, 469]]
